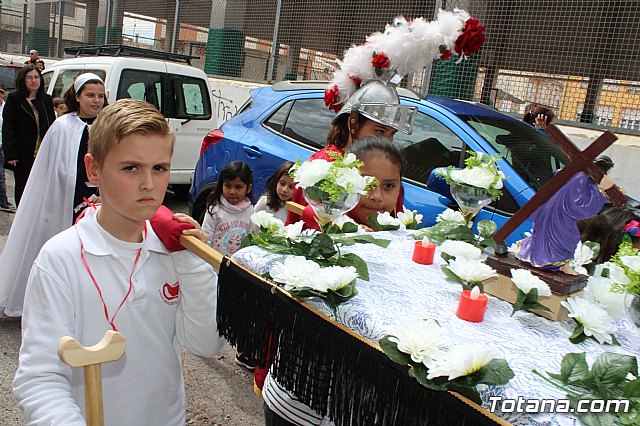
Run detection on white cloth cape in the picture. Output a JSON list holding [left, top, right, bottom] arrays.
[[0, 113, 87, 316]]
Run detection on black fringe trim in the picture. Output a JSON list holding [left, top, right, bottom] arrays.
[[217, 260, 501, 426]]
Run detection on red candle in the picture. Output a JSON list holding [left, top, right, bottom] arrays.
[[456, 287, 489, 322], [412, 240, 436, 265]]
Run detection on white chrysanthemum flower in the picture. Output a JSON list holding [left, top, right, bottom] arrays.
[[342, 152, 358, 166], [333, 215, 357, 229], [269, 256, 321, 290], [568, 241, 594, 275], [396, 210, 423, 227], [447, 258, 497, 283], [449, 167, 496, 189], [510, 269, 551, 297], [293, 159, 333, 188], [436, 208, 465, 223], [335, 167, 369, 194], [426, 344, 496, 380], [387, 319, 449, 367], [251, 210, 284, 231], [280, 221, 304, 239], [583, 276, 627, 320], [377, 211, 402, 227], [314, 265, 358, 292], [561, 297, 617, 345], [440, 240, 481, 260], [609, 264, 631, 286], [620, 255, 640, 272]]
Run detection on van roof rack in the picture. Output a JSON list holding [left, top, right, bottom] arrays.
[[64, 45, 198, 65]]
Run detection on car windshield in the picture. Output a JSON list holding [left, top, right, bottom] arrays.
[[459, 114, 568, 191]]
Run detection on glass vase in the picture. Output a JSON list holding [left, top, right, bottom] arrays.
[[626, 293, 640, 330], [449, 182, 493, 227], [303, 185, 360, 223]]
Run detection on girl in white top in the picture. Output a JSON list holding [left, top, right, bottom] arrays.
[[202, 161, 254, 255], [254, 160, 295, 223]]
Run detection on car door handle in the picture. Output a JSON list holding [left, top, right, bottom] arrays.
[[242, 146, 263, 158]]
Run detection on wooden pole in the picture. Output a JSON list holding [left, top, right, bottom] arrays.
[[58, 330, 126, 426]]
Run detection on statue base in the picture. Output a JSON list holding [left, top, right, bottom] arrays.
[[484, 253, 587, 321]]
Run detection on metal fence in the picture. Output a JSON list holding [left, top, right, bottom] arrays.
[[1, 0, 639, 133]]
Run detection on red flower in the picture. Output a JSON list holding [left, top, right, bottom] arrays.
[[324, 85, 342, 112], [350, 76, 362, 86], [454, 18, 486, 57], [371, 51, 391, 76], [440, 46, 452, 60]]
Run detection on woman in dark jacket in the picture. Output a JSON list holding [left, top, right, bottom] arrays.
[[2, 65, 55, 206]]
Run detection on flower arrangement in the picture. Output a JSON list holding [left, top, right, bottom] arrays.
[[560, 273, 626, 345], [380, 318, 514, 404], [368, 210, 423, 231], [509, 269, 551, 316], [533, 352, 640, 425], [568, 240, 599, 275], [324, 9, 486, 112], [244, 211, 391, 315], [291, 152, 377, 202], [436, 150, 505, 201], [413, 208, 498, 249], [439, 241, 497, 292], [609, 237, 640, 296]]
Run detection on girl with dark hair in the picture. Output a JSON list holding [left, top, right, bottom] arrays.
[[202, 161, 254, 256], [0, 73, 107, 317], [1, 64, 55, 205], [580, 206, 640, 264], [254, 161, 295, 222]]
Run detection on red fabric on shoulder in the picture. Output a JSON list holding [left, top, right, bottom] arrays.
[[149, 205, 194, 252]]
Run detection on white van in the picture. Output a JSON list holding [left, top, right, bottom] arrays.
[[41, 46, 216, 198]]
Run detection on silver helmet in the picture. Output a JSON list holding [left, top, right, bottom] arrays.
[[333, 79, 417, 135]]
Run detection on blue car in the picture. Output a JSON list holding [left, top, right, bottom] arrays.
[[189, 81, 569, 244]]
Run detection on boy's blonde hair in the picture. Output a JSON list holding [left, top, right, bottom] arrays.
[[89, 98, 175, 166]]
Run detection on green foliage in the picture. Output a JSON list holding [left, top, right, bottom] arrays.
[[435, 150, 504, 200], [534, 352, 640, 425], [413, 219, 497, 250], [611, 239, 640, 295], [511, 288, 552, 316]]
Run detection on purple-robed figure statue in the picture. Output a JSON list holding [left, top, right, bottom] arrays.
[[515, 171, 610, 271]]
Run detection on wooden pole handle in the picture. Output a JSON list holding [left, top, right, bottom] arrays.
[[58, 331, 126, 426]]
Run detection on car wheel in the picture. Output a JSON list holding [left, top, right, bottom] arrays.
[[172, 185, 190, 201]]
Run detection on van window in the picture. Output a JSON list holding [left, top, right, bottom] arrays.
[[171, 76, 211, 119], [52, 69, 106, 99], [117, 69, 163, 110], [264, 100, 293, 133]]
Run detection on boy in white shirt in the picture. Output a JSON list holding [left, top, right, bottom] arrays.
[[13, 98, 225, 425]]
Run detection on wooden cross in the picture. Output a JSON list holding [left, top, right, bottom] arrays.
[[493, 124, 626, 254]]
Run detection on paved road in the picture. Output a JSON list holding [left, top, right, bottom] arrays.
[[0, 170, 262, 425]]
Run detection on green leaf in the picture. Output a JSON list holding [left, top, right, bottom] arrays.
[[623, 379, 640, 398], [337, 234, 391, 248], [569, 323, 588, 344], [560, 352, 590, 386], [477, 220, 497, 238], [475, 359, 515, 385], [441, 265, 464, 284], [337, 253, 369, 281], [440, 252, 455, 264], [511, 288, 527, 315], [447, 383, 482, 405], [526, 302, 552, 313], [413, 365, 448, 391], [592, 352, 638, 387], [418, 221, 475, 244], [340, 222, 359, 233], [378, 336, 412, 365]]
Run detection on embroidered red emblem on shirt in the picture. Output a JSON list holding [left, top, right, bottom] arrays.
[[162, 281, 180, 301]]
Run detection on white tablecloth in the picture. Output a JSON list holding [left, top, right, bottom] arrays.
[[233, 230, 640, 426]]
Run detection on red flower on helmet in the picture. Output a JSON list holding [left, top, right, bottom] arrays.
[[324, 84, 342, 112], [439, 45, 453, 60], [454, 18, 486, 57], [371, 52, 391, 76], [350, 76, 363, 87]]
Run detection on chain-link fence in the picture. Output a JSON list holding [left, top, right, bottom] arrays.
[[1, 0, 639, 133]]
